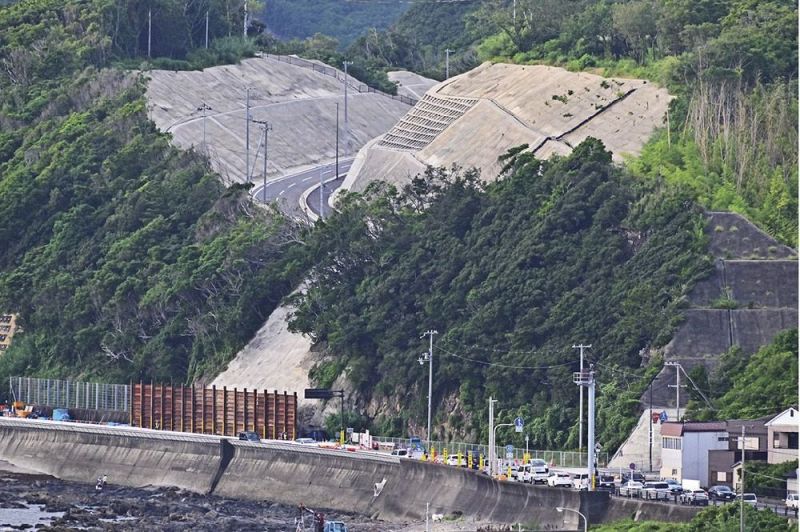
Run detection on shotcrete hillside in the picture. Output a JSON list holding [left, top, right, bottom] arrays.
[[341, 62, 670, 194], [145, 55, 413, 184]]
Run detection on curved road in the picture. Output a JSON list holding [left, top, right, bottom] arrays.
[[252, 159, 352, 219]]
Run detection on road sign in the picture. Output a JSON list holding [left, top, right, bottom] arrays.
[[505, 444, 514, 459], [629, 463, 636, 470], [659, 411, 668, 422], [514, 417, 524, 433]]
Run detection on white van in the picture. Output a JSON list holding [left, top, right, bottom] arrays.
[[785, 493, 799, 509]]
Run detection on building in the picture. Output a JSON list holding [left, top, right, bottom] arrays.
[[660, 421, 728, 487], [707, 417, 770, 487], [766, 407, 799, 464], [0, 314, 19, 352]]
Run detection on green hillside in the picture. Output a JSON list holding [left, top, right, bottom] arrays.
[[263, 0, 408, 48], [0, 0, 795, 459]]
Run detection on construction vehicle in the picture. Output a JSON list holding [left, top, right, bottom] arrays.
[[295, 505, 346, 532]]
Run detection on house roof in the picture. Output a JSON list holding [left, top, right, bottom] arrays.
[[661, 421, 727, 437], [765, 407, 799, 427]]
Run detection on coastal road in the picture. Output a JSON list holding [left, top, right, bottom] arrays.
[[252, 158, 353, 219]]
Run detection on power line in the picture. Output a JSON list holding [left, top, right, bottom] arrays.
[[435, 345, 575, 370]]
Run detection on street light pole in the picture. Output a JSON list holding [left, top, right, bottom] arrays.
[[419, 330, 437, 452], [556, 507, 587, 532], [343, 61, 353, 157], [572, 344, 591, 453], [445, 49, 453, 79], [488, 397, 497, 476], [493, 422, 513, 476]]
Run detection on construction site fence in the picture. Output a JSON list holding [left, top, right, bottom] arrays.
[[9, 376, 129, 412], [131, 382, 297, 440], [371, 436, 609, 468], [264, 53, 419, 106]]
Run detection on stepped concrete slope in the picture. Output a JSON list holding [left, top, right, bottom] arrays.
[[647, 212, 797, 409], [0, 418, 701, 526], [146, 55, 412, 183], [341, 62, 670, 194]]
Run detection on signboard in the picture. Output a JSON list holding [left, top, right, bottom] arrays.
[[505, 444, 514, 459], [629, 463, 636, 471], [659, 411, 668, 423], [514, 417, 524, 433]]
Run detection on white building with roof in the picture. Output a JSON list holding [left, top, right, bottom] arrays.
[[766, 407, 799, 464]]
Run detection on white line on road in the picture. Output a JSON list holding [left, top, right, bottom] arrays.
[[279, 189, 285, 196], [287, 182, 296, 189]]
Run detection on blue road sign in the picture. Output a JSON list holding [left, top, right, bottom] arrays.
[[659, 411, 668, 423], [514, 416, 524, 432], [505, 444, 514, 459]]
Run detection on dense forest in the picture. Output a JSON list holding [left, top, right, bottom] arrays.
[[0, 0, 796, 457], [262, 0, 408, 48]]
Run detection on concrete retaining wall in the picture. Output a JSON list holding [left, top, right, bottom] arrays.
[[0, 418, 221, 493], [0, 419, 698, 527]]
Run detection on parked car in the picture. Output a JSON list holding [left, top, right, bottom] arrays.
[[622, 471, 646, 483], [664, 479, 684, 495], [447, 454, 467, 467], [785, 493, 799, 509], [530, 459, 549, 484], [598, 475, 616, 491], [708, 485, 736, 501], [295, 437, 318, 445], [238, 431, 260, 442], [736, 493, 758, 506], [547, 472, 573, 488], [639, 481, 672, 500], [515, 464, 532, 482], [680, 489, 710, 506], [619, 481, 644, 497], [323, 522, 347, 532], [572, 473, 589, 490]]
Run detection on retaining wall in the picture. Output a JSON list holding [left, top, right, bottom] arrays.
[[0, 418, 220, 493], [0, 419, 699, 527]]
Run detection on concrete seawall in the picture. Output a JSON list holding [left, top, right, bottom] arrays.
[[0, 419, 699, 526], [0, 418, 221, 493]]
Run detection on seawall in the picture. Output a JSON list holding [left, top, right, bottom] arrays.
[[0, 418, 699, 526]]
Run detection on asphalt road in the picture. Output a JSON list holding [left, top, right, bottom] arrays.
[[252, 158, 353, 218]]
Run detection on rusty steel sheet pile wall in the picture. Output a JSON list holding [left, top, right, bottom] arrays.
[[0, 418, 221, 492], [130, 383, 297, 439]]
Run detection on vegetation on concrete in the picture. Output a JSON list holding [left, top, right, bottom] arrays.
[[685, 329, 798, 422], [594, 502, 795, 531]]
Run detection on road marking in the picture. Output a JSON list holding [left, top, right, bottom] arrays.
[[287, 182, 296, 189], [302, 177, 313, 182], [279, 189, 285, 196]]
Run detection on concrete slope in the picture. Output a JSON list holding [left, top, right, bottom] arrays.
[[345, 62, 670, 192], [389, 70, 438, 100], [211, 302, 314, 407], [646, 212, 798, 408], [146, 55, 412, 183], [608, 408, 677, 471]]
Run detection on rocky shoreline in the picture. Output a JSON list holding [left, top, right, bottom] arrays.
[[0, 472, 393, 531]]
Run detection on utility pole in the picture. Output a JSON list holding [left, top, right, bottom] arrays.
[[488, 397, 498, 476], [197, 102, 212, 152], [445, 49, 453, 79], [245, 87, 251, 182], [419, 330, 438, 454], [649, 381, 653, 472], [573, 365, 597, 491], [572, 344, 591, 452], [343, 61, 353, 157], [335, 103, 340, 181], [205, 10, 209, 49], [740, 425, 745, 532], [666, 362, 685, 421], [250, 120, 271, 202], [147, 9, 152, 58], [243, 0, 248, 38]]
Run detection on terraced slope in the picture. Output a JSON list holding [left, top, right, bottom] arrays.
[[342, 62, 670, 193]]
